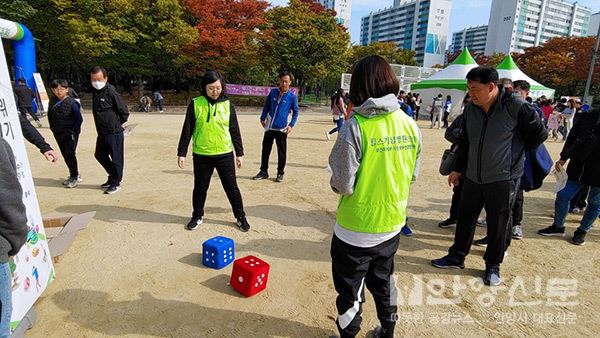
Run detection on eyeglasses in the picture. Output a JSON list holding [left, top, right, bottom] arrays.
[[53, 87, 68, 91]]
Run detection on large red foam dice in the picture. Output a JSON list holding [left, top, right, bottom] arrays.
[[230, 255, 270, 297]]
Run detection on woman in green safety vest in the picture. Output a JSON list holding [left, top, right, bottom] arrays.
[[328, 55, 422, 338], [176, 70, 251, 232]]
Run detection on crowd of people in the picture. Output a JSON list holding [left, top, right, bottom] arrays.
[[2, 54, 599, 338]]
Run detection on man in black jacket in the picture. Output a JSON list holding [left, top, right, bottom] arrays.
[[0, 137, 28, 335], [538, 108, 600, 245], [90, 66, 129, 194], [14, 78, 42, 127], [431, 67, 547, 286]]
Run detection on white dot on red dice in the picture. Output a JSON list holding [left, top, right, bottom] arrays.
[[245, 261, 248, 264], [250, 264, 254, 267], [238, 276, 243, 283], [255, 283, 258, 287], [261, 274, 265, 278], [260, 281, 263, 285], [250, 259, 255, 262]]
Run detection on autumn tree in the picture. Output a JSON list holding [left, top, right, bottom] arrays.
[[514, 36, 599, 96], [182, 0, 270, 79]]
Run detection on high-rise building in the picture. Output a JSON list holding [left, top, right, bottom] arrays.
[[450, 25, 488, 54], [589, 11, 600, 36], [485, 0, 592, 55], [317, 0, 352, 30], [360, 0, 452, 67]]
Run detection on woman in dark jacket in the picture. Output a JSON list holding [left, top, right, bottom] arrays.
[[48, 79, 83, 188]]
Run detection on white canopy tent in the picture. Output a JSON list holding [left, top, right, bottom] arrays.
[[496, 54, 555, 99], [409, 48, 478, 116]]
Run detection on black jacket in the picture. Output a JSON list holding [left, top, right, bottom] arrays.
[[14, 84, 35, 108], [91, 84, 129, 135], [177, 95, 244, 157], [18, 113, 52, 153], [48, 96, 83, 134], [561, 109, 600, 187], [0, 137, 28, 263], [455, 90, 548, 184]]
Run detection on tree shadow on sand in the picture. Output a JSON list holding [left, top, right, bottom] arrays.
[[52, 289, 327, 337], [55, 205, 189, 225]]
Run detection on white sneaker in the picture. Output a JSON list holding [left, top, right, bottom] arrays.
[[326, 132, 331, 140]]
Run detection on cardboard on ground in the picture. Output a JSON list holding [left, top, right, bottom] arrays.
[[43, 212, 95, 260]]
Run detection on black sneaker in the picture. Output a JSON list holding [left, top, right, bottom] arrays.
[[65, 176, 79, 188], [252, 171, 268, 180], [275, 174, 284, 182], [438, 218, 456, 228], [100, 180, 113, 188], [572, 229, 587, 246], [236, 217, 251, 232], [186, 217, 203, 230], [431, 255, 464, 269], [483, 263, 501, 286], [473, 236, 488, 247], [537, 225, 565, 237], [104, 185, 120, 194]]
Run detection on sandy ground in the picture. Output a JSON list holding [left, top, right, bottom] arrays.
[[23, 106, 599, 337]]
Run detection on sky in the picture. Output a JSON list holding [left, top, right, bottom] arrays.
[[269, 0, 600, 46]]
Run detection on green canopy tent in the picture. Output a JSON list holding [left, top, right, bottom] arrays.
[[496, 54, 555, 99], [410, 48, 479, 116]]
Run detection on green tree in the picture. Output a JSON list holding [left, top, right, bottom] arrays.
[[266, 0, 350, 97], [0, 0, 37, 23]]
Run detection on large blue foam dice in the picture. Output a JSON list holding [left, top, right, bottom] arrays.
[[202, 236, 235, 269]]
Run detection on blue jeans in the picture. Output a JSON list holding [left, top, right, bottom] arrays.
[[553, 180, 600, 232], [329, 118, 344, 135], [0, 262, 12, 337]]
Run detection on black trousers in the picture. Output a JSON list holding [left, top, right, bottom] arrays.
[[54, 132, 79, 178], [331, 234, 399, 338], [449, 178, 518, 265], [192, 153, 245, 220], [94, 132, 124, 185], [448, 176, 464, 221], [512, 188, 524, 226], [19, 107, 39, 121], [414, 106, 420, 120], [442, 111, 450, 128], [260, 130, 287, 175]]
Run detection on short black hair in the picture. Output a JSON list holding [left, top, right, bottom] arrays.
[[513, 80, 530, 91], [466, 66, 499, 84], [279, 70, 293, 82], [200, 70, 226, 99], [18, 78, 26, 84], [400, 90, 405, 95], [50, 79, 69, 88], [90, 66, 108, 78], [349, 55, 399, 107]]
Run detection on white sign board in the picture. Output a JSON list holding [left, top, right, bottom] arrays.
[[0, 37, 54, 333], [32, 72, 48, 113]]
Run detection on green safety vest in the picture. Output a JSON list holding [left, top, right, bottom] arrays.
[[337, 109, 420, 233], [192, 96, 233, 156]]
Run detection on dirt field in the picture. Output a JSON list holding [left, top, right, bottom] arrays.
[[25, 106, 599, 337]]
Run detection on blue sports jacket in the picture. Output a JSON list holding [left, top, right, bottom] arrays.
[[260, 89, 299, 130]]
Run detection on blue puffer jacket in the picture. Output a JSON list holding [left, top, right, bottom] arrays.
[[260, 89, 299, 130]]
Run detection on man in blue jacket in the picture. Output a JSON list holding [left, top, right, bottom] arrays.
[[253, 71, 299, 183]]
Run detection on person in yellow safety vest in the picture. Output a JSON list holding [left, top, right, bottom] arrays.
[[328, 55, 422, 338], [177, 70, 251, 232]]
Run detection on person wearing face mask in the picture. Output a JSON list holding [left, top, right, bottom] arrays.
[[48, 79, 83, 188], [90, 66, 129, 194], [177, 70, 250, 232]]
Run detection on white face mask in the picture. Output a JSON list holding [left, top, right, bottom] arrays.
[[92, 81, 106, 90]]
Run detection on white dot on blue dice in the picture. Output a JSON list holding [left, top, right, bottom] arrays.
[[211, 252, 214, 256]]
